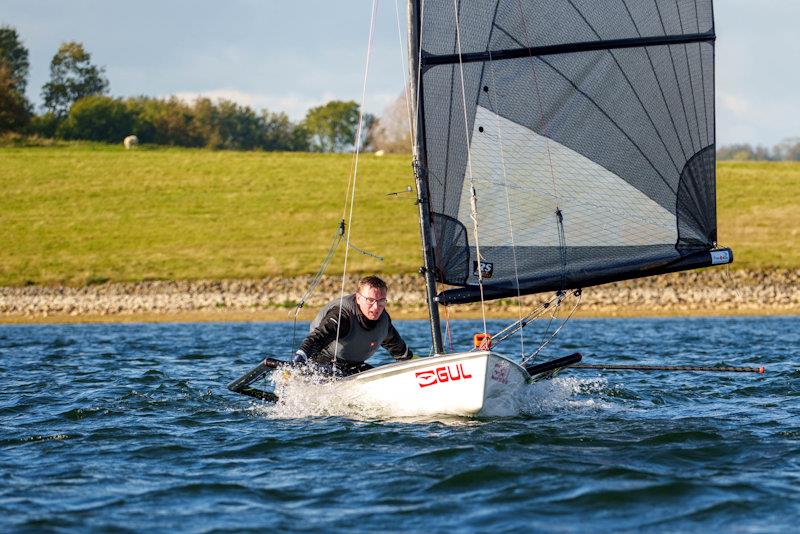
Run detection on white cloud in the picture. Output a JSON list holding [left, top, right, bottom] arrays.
[[718, 92, 751, 117]]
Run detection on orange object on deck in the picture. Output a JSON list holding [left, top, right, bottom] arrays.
[[474, 332, 492, 350]]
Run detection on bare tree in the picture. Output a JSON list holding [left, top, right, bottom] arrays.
[[370, 92, 413, 153]]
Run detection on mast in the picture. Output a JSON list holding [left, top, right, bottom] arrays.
[[408, 0, 444, 354]]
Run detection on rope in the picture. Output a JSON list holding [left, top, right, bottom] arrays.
[[485, 52, 526, 357], [443, 302, 454, 352], [290, 220, 345, 353], [721, 252, 743, 302], [291, 221, 345, 316], [556, 209, 567, 291], [348, 242, 383, 261], [288, 218, 382, 354], [513, 0, 560, 207], [512, 0, 568, 291], [452, 0, 488, 335], [572, 364, 765, 374], [334, 0, 380, 365]]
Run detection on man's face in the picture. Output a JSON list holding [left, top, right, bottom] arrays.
[[357, 285, 388, 321]]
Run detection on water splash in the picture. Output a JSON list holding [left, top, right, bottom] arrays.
[[248, 364, 390, 420], [520, 375, 614, 414]]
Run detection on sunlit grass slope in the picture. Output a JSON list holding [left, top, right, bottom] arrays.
[[0, 144, 419, 285], [716, 161, 800, 269], [0, 145, 796, 286]]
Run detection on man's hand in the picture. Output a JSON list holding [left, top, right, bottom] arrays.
[[293, 349, 308, 364], [395, 349, 415, 361]]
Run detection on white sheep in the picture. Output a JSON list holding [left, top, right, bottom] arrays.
[[123, 135, 139, 149]]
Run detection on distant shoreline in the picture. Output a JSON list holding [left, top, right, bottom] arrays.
[[2, 270, 797, 324]]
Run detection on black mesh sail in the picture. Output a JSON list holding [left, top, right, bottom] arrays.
[[411, 0, 730, 305]]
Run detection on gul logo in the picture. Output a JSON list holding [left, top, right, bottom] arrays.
[[490, 361, 509, 384], [415, 364, 473, 388]]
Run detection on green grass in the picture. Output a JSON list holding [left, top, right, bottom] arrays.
[[0, 144, 419, 285], [717, 161, 800, 269], [0, 145, 796, 286]]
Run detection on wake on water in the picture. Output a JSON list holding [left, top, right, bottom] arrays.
[[244, 365, 613, 420]]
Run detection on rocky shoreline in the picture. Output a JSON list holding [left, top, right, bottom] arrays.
[[1, 269, 798, 321]]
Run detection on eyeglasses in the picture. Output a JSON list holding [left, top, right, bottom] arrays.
[[358, 293, 388, 307]]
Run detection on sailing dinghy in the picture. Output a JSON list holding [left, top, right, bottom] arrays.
[[230, 0, 743, 416], [229, 351, 581, 417]]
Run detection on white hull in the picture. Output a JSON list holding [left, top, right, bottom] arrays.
[[344, 351, 529, 417]]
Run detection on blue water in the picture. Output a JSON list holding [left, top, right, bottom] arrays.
[[2, 317, 799, 532]]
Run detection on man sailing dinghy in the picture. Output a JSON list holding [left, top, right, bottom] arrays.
[[230, 0, 743, 416], [293, 276, 414, 376]]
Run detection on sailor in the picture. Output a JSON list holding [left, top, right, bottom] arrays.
[[293, 275, 413, 376]]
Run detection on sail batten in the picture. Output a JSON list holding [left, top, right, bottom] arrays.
[[422, 31, 715, 67], [412, 0, 727, 305]]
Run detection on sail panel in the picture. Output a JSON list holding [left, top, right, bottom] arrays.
[[421, 0, 714, 57], [462, 106, 677, 247], [416, 0, 721, 300]]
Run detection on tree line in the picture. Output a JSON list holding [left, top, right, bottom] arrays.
[[716, 140, 800, 162], [16, 24, 795, 159], [1, 25, 414, 152]]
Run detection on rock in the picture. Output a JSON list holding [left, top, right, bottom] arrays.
[[0, 270, 798, 318]]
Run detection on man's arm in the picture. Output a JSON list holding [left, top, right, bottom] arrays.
[[381, 319, 413, 361], [296, 307, 351, 361]]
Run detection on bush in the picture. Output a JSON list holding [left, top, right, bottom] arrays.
[[28, 112, 62, 138], [58, 95, 133, 142], [126, 96, 205, 147]]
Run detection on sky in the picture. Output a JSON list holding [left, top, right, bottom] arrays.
[[3, 0, 798, 147]]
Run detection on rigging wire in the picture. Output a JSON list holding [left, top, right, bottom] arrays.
[[522, 290, 582, 366], [470, 289, 582, 365], [333, 0, 380, 366], [452, 0, 488, 335], [485, 293, 561, 346]]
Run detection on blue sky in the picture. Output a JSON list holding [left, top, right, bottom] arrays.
[[3, 0, 798, 147]]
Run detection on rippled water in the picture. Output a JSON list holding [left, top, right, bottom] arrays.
[[2, 317, 799, 531]]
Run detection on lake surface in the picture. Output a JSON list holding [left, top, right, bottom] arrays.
[[2, 316, 799, 532]]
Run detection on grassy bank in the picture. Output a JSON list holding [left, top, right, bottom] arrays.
[[1, 144, 797, 286], [717, 161, 800, 268], [0, 144, 418, 285]]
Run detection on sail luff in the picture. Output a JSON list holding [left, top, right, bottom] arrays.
[[409, 0, 444, 354]]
